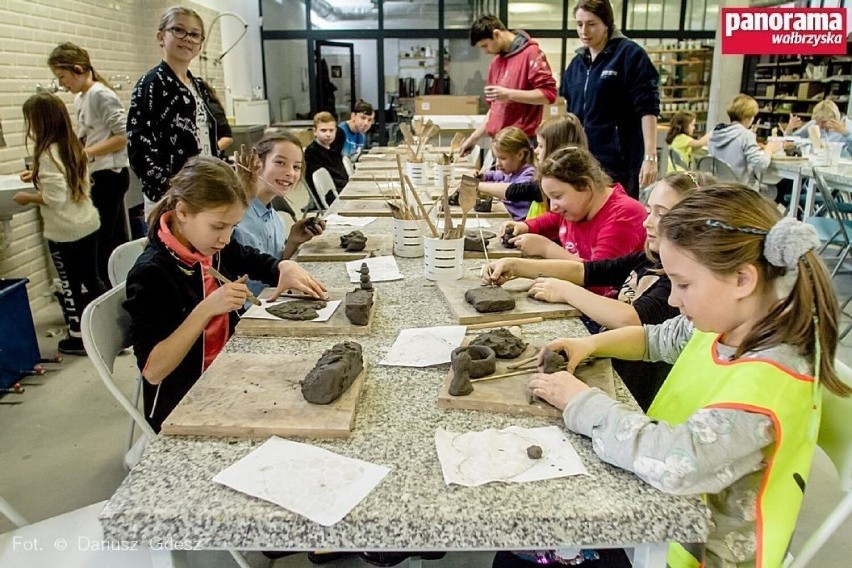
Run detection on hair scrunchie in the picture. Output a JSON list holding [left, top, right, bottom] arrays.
[[764, 217, 820, 269]]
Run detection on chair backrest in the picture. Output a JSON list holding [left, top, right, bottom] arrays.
[[480, 149, 495, 174], [311, 167, 338, 210], [668, 147, 689, 171], [80, 283, 156, 440], [696, 155, 743, 183], [107, 237, 147, 287], [812, 168, 852, 247], [821, 360, 852, 492], [342, 154, 355, 176]]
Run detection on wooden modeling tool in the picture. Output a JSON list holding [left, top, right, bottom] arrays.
[[403, 174, 440, 238], [207, 267, 261, 306]]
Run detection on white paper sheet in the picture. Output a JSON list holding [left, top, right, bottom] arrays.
[[324, 213, 376, 228], [379, 325, 467, 367], [242, 298, 341, 322], [345, 256, 404, 283], [214, 437, 390, 526], [435, 426, 588, 487]]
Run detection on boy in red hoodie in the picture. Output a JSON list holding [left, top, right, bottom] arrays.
[[459, 15, 557, 156]]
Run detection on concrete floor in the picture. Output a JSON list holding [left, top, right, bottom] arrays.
[[1, 181, 851, 566]]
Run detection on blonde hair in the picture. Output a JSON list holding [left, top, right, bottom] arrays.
[[726, 94, 759, 122], [147, 156, 247, 240], [313, 111, 336, 128], [812, 99, 841, 123], [47, 42, 113, 90], [491, 126, 533, 168], [645, 171, 715, 261], [658, 184, 848, 397], [536, 114, 588, 159], [158, 6, 204, 35], [537, 146, 610, 193]]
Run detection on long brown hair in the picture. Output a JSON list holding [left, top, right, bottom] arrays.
[[22, 93, 89, 203], [665, 111, 696, 145], [536, 114, 588, 159], [147, 156, 247, 240], [47, 42, 113, 90], [658, 184, 848, 397], [537, 146, 611, 193]]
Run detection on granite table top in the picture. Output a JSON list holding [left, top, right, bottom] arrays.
[[100, 217, 709, 551]]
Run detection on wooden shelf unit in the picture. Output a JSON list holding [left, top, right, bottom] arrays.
[[651, 45, 713, 134]]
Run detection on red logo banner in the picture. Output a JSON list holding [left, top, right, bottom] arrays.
[[721, 8, 847, 55]]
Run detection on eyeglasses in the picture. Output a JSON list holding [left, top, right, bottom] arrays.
[[165, 27, 205, 44]]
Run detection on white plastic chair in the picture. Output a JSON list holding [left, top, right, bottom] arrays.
[[785, 359, 852, 567], [107, 237, 147, 287], [81, 283, 155, 470], [342, 154, 355, 176], [311, 167, 340, 210]]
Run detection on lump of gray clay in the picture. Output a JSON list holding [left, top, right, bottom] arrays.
[[463, 230, 497, 252], [267, 300, 327, 321], [465, 286, 515, 313], [471, 328, 527, 359], [540, 349, 567, 374], [502, 225, 516, 249], [527, 445, 543, 459], [451, 345, 496, 379], [474, 196, 493, 213], [345, 288, 373, 326], [301, 342, 364, 404], [340, 230, 367, 252], [449, 349, 473, 396]]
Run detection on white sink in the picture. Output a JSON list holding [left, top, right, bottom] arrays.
[[0, 175, 35, 220]]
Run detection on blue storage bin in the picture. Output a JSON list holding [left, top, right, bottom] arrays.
[[0, 278, 41, 390]]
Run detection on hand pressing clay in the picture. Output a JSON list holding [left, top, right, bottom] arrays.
[[540, 349, 568, 374], [464, 286, 515, 313], [470, 328, 527, 358], [502, 225, 516, 249], [463, 229, 496, 252], [451, 345, 496, 379], [474, 195, 493, 213], [301, 341, 364, 404], [267, 300, 327, 321], [340, 230, 367, 252]]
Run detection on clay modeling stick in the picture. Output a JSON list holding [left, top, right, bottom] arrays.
[[403, 174, 440, 238], [506, 354, 538, 370], [394, 155, 409, 213], [475, 212, 494, 285], [442, 175, 454, 239], [465, 317, 543, 330], [207, 267, 261, 306], [469, 368, 533, 383]]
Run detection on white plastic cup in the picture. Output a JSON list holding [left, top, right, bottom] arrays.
[[393, 218, 425, 258], [406, 162, 427, 186], [433, 164, 455, 187], [423, 237, 464, 281], [828, 141, 844, 165]]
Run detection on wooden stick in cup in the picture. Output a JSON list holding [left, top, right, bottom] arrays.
[[403, 174, 439, 238]]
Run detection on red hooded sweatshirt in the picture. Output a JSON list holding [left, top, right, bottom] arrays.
[[486, 31, 558, 138]]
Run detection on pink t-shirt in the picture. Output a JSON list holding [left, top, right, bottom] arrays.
[[523, 184, 647, 294]]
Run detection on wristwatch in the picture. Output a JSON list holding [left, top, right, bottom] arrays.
[[643, 154, 658, 162]]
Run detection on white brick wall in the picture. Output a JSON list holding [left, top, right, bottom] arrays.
[[0, 0, 224, 313]]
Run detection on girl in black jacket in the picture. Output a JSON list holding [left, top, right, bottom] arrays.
[[127, 7, 220, 214], [124, 156, 326, 432]]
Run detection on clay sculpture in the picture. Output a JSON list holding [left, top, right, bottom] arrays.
[[470, 328, 527, 359], [540, 349, 568, 374], [502, 225, 516, 249], [464, 286, 515, 313], [301, 341, 364, 404], [448, 189, 460, 207], [526, 445, 543, 459], [340, 230, 367, 252], [451, 345, 496, 379], [449, 349, 474, 396], [345, 263, 374, 325], [463, 230, 496, 252], [474, 195, 493, 213], [267, 300, 327, 321]]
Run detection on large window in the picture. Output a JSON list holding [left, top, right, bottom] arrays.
[[384, 0, 440, 30], [506, 0, 565, 29]]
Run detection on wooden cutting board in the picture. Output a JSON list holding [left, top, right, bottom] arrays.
[[334, 199, 395, 217], [349, 166, 476, 182], [437, 342, 614, 418], [340, 183, 442, 201], [463, 237, 523, 260], [297, 233, 393, 261], [442, 200, 510, 219], [235, 287, 376, 337], [161, 351, 367, 439], [436, 277, 580, 325]]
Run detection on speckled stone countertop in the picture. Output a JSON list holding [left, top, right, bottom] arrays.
[[100, 216, 708, 551]]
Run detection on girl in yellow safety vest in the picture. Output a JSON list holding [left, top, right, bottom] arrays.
[[529, 184, 851, 568]]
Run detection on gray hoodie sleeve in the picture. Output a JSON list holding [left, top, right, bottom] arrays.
[[644, 314, 695, 364], [741, 128, 770, 173]]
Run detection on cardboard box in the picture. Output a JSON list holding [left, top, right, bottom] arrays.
[[797, 82, 822, 100], [415, 95, 479, 115], [541, 96, 568, 122]]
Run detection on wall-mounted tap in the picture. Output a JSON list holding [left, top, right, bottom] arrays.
[[108, 74, 132, 90], [34, 79, 65, 94]]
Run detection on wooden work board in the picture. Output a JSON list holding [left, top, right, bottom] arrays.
[[333, 199, 395, 217], [235, 287, 377, 337], [437, 342, 614, 419], [340, 182, 442, 201], [436, 277, 580, 325], [297, 233, 393, 261], [463, 237, 523, 260], [441, 200, 510, 218], [349, 166, 476, 182], [161, 351, 367, 439]]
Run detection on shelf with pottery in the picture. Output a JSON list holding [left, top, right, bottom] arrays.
[[655, 45, 713, 134]]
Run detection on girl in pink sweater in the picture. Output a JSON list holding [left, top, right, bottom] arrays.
[[502, 146, 646, 264]]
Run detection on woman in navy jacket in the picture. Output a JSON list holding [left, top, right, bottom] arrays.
[[560, 0, 660, 199]]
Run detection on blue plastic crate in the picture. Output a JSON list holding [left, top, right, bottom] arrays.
[[0, 278, 41, 390]]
